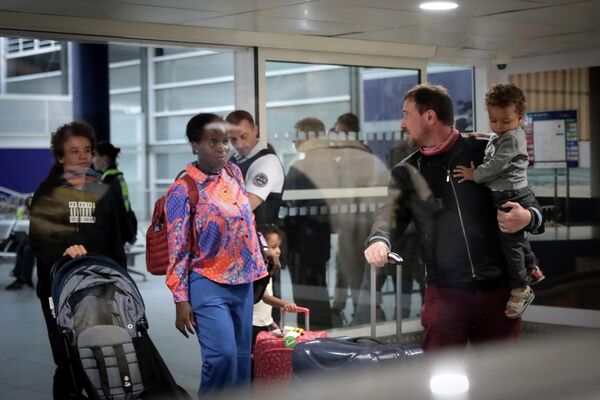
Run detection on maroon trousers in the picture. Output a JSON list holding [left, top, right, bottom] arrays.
[[421, 285, 521, 351]]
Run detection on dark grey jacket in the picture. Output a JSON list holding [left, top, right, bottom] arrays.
[[474, 127, 529, 191], [368, 136, 544, 291]]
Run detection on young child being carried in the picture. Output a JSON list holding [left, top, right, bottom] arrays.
[[453, 83, 544, 319], [252, 225, 297, 348]]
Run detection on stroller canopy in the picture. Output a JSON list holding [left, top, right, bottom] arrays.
[[51, 255, 145, 337]]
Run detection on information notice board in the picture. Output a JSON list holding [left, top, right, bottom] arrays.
[[524, 110, 579, 168]]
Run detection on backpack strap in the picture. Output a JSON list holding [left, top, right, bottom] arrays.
[[223, 162, 271, 269], [181, 174, 199, 257], [224, 163, 243, 188], [224, 163, 260, 239]]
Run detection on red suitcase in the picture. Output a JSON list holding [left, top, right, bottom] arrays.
[[253, 307, 327, 385]]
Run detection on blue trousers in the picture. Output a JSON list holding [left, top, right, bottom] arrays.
[[189, 272, 253, 394]]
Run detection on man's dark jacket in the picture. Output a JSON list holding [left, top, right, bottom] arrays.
[[369, 136, 543, 291]]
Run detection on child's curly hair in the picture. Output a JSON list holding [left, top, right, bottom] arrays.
[[485, 83, 526, 116], [257, 224, 283, 241]]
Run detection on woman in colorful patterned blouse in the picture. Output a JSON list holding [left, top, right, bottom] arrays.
[[164, 113, 268, 394]]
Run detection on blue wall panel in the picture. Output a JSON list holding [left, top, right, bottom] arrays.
[[0, 149, 53, 193], [428, 69, 474, 131], [363, 74, 419, 122], [72, 43, 110, 142]]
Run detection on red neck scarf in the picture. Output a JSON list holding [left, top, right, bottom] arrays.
[[420, 127, 460, 156]]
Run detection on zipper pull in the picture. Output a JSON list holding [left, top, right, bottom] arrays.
[[446, 170, 450, 182]]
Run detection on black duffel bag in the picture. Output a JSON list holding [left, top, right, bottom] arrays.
[[293, 252, 424, 379], [292, 336, 423, 378]]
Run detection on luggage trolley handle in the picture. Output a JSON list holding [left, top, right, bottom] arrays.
[[281, 306, 310, 331], [370, 252, 403, 341]]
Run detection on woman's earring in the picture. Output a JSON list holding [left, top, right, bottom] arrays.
[[192, 147, 197, 155]]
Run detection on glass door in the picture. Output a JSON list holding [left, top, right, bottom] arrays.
[[257, 48, 425, 331]]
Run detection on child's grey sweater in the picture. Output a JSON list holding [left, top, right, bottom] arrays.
[[473, 127, 529, 191]]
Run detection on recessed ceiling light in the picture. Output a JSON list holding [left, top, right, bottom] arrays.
[[419, 2, 458, 11]]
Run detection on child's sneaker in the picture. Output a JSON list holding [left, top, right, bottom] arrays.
[[529, 265, 545, 285], [505, 286, 535, 319]]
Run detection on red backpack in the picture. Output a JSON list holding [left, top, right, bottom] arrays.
[[145, 174, 199, 275]]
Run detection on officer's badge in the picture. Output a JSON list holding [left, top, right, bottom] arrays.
[[254, 173, 268, 187]]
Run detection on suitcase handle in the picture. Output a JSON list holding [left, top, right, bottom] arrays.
[[387, 252, 403, 264], [371, 252, 403, 341], [281, 306, 310, 331]]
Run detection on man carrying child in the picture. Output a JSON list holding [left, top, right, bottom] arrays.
[[364, 83, 544, 351]]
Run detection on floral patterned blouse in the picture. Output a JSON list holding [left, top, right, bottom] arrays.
[[165, 162, 268, 303]]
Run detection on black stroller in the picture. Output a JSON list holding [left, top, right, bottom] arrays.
[[50, 255, 191, 400]]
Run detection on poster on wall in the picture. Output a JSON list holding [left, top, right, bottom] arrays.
[[524, 110, 579, 168]]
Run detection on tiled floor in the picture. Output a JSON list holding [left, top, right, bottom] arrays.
[[3, 252, 599, 400], [0, 250, 419, 400]]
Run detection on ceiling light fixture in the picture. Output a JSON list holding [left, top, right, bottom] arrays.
[[419, 1, 458, 11]]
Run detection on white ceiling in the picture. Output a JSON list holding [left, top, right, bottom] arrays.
[[1, 0, 599, 59]]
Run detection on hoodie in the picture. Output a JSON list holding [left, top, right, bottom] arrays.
[[29, 166, 126, 297]]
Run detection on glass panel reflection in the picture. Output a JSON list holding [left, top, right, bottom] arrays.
[[266, 61, 421, 330]]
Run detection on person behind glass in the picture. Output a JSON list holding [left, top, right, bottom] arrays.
[[93, 141, 137, 245], [329, 112, 389, 326], [353, 138, 424, 324], [453, 83, 545, 319], [284, 117, 335, 330], [28, 121, 126, 399], [385, 138, 424, 319], [225, 110, 285, 226], [364, 84, 544, 351], [5, 196, 35, 290], [252, 225, 297, 347], [164, 113, 268, 394], [333, 113, 368, 150]]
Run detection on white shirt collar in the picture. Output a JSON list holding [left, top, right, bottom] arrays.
[[236, 141, 267, 163]]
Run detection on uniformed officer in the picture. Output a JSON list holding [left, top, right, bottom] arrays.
[[226, 110, 285, 225]]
